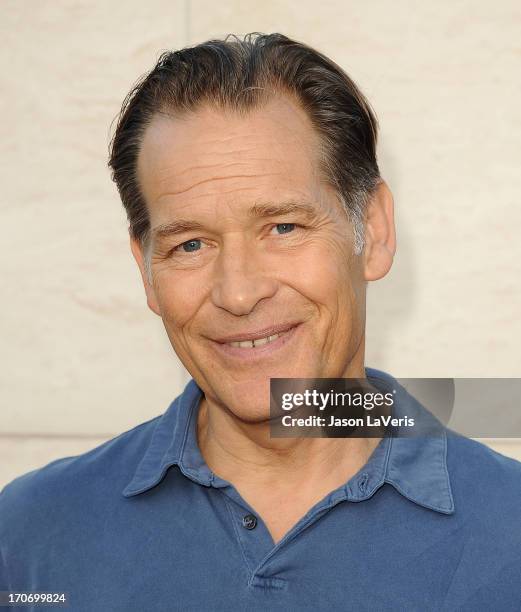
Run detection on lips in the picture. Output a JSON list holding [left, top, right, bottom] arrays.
[[208, 322, 301, 361], [212, 322, 300, 345]]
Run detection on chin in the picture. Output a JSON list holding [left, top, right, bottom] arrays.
[[207, 380, 269, 419], [233, 406, 272, 425]]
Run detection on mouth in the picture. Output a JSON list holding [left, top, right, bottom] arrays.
[[210, 322, 301, 360], [227, 332, 285, 348]]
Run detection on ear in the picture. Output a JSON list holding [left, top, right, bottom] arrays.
[[129, 233, 161, 316], [363, 180, 396, 281]]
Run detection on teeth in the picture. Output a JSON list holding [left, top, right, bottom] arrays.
[[228, 332, 283, 348], [238, 340, 254, 348]]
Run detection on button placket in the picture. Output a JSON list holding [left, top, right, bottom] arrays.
[[217, 488, 275, 573], [216, 478, 355, 588]]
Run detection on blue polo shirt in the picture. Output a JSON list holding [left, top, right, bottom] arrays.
[[1, 368, 521, 611]]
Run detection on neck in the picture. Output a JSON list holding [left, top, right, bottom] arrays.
[[196, 360, 381, 495]]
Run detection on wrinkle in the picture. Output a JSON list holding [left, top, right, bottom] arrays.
[[155, 173, 283, 200], [159, 157, 273, 180]]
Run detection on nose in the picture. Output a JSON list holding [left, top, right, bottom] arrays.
[[210, 236, 278, 316]]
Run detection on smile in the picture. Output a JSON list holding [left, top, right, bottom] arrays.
[[210, 322, 301, 361]]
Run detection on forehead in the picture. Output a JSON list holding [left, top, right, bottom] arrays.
[[136, 95, 328, 218]]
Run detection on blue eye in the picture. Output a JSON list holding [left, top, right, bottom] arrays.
[[180, 239, 201, 252], [274, 223, 295, 234]]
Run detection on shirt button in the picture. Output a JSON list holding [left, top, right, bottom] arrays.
[[358, 473, 369, 492], [242, 514, 257, 530]]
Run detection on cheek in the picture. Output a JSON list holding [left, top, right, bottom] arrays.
[[153, 270, 207, 330], [290, 240, 362, 311]]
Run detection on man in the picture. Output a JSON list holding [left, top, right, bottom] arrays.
[[1, 33, 520, 611]]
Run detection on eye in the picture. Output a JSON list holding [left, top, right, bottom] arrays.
[[271, 223, 296, 235], [176, 239, 202, 253]]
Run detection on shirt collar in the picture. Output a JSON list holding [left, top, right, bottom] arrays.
[[122, 368, 454, 515]]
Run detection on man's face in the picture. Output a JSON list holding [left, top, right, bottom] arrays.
[[134, 95, 369, 422]]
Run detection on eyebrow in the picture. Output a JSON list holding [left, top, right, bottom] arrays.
[[151, 199, 318, 240], [152, 220, 206, 240]]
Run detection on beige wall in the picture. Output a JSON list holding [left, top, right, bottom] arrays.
[[1, 1, 520, 487]]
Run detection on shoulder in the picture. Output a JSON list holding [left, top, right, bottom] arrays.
[[447, 430, 521, 480], [446, 430, 521, 512], [0, 415, 160, 532]]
